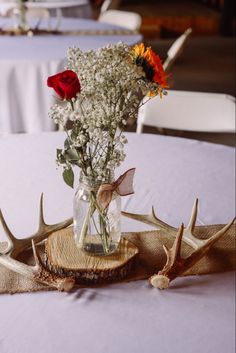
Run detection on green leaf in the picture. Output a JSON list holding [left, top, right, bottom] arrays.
[[63, 168, 74, 188], [65, 148, 79, 162], [64, 138, 70, 149]]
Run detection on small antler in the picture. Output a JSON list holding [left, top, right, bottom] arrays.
[[0, 193, 73, 257], [0, 240, 75, 292], [150, 217, 235, 289], [0, 194, 74, 291], [122, 199, 235, 288]]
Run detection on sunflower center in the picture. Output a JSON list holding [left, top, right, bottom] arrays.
[[135, 56, 155, 81]]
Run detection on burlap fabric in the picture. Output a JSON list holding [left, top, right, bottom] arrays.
[[0, 224, 235, 294]]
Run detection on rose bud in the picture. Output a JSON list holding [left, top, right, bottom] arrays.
[[47, 70, 80, 100]]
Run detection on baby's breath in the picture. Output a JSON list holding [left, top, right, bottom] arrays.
[[49, 42, 163, 185]]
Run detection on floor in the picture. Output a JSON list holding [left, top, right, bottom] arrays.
[[121, 0, 222, 37], [146, 36, 235, 96], [94, 0, 226, 36]]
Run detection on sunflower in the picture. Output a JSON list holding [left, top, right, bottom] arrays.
[[131, 43, 168, 90]]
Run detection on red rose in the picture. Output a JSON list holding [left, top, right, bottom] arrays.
[[47, 70, 80, 100]]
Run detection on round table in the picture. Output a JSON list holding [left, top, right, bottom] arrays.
[[0, 1, 92, 18], [0, 17, 142, 134], [0, 132, 235, 353]]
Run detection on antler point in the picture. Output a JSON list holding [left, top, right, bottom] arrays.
[[186, 199, 199, 232], [163, 244, 169, 252], [38, 193, 46, 227], [0, 209, 17, 243], [151, 206, 156, 217]]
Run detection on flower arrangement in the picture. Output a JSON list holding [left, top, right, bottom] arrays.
[[48, 42, 168, 187], [47, 42, 168, 255]]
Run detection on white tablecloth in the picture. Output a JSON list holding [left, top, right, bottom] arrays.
[[0, 17, 142, 134], [0, 132, 235, 353]]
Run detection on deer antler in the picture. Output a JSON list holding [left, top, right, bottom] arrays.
[[0, 194, 75, 291], [122, 199, 229, 249], [0, 240, 75, 291], [150, 218, 235, 289], [122, 199, 235, 288], [0, 193, 73, 257]]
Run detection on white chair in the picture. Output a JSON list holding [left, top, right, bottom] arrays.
[[98, 9, 142, 31], [100, 0, 122, 14], [163, 28, 192, 71], [26, 8, 50, 21], [136, 90, 236, 134]]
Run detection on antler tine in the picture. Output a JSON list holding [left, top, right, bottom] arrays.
[[31, 239, 75, 292], [182, 198, 204, 249], [171, 223, 184, 261], [0, 194, 73, 258], [10, 215, 73, 258], [0, 209, 17, 254], [162, 245, 170, 260], [186, 198, 198, 232], [121, 209, 150, 223], [37, 194, 73, 233], [0, 196, 75, 291], [151, 207, 177, 233], [185, 217, 236, 268], [161, 223, 184, 269], [36, 193, 73, 236], [150, 223, 184, 289], [151, 206, 156, 218], [122, 207, 177, 234], [38, 193, 46, 230], [31, 239, 40, 267]]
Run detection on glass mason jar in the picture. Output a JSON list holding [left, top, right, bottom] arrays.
[[73, 173, 121, 256]]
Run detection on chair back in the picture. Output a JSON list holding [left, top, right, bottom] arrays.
[[163, 28, 192, 71], [100, 0, 122, 13], [137, 90, 236, 134], [99, 9, 142, 31], [26, 8, 50, 21]]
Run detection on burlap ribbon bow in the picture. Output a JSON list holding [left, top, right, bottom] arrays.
[[97, 168, 136, 210]]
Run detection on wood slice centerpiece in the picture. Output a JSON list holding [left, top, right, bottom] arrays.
[[45, 227, 139, 285]]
